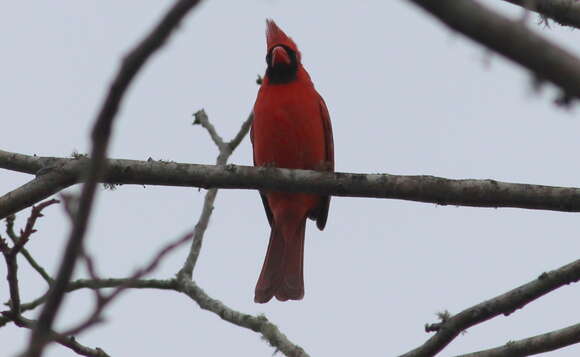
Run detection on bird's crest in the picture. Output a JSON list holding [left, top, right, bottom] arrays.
[[266, 19, 299, 57]]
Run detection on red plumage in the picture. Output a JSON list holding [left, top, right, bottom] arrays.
[[251, 20, 334, 303]]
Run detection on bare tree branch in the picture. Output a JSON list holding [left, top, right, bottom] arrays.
[[5, 215, 54, 285], [24, 1, 203, 356], [178, 188, 218, 279], [12, 199, 60, 255], [17, 278, 179, 315], [399, 259, 580, 357], [21, 259, 577, 356], [177, 111, 309, 356], [14, 275, 308, 357], [178, 111, 253, 279], [192, 109, 227, 150], [228, 113, 253, 153], [2, 313, 110, 357], [0, 200, 59, 314], [9, 109, 304, 357], [5, 149, 580, 218], [62, 231, 193, 336], [177, 111, 227, 279], [1, 108, 302, 356], [3, 2, 579, 355], [502, 0, 580, 29], [454, 321, 580, 357], [176, 277, 310, 357], [406, 0, 580, 102], [0, 239, 22, 313], [0, 169, 75, 220]]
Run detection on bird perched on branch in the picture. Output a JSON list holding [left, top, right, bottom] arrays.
[[251, 19, 334, 303]]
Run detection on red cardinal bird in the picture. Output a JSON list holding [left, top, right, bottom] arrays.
[[251, 20, 334, 303]]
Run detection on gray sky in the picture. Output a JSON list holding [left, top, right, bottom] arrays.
[[1, 1, 580, 356]]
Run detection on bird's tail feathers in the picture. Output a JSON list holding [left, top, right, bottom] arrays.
[[254, 219, 306, 303]]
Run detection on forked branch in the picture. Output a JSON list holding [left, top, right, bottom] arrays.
[[400, 259, 580, 357]]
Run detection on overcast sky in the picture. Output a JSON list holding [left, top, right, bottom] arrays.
[[1, 1, 580, 356]]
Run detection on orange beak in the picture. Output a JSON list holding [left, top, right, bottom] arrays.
[[271, 46, 291, 66]]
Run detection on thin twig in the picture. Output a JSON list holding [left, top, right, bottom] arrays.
[[228, 113, 253, 152], [177, 189, 218, 279], [0, 237, 20, 313], [176, 276, 310, 357], [192, 109, 226, 150], [15, 275, 308, 357], [178, 112, 252, 279], [12, 199, 60, 255], [25, 1, 202, 356], [18, 278, 179, 314], [3, 313, 110, 357], [1, 200, 59, 314], [399, 259, 580, 357], [6, 215, 54, 285], [79, 250, 107, 310], [454, 322, 580, 357], [62, 231, 193, 336]]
